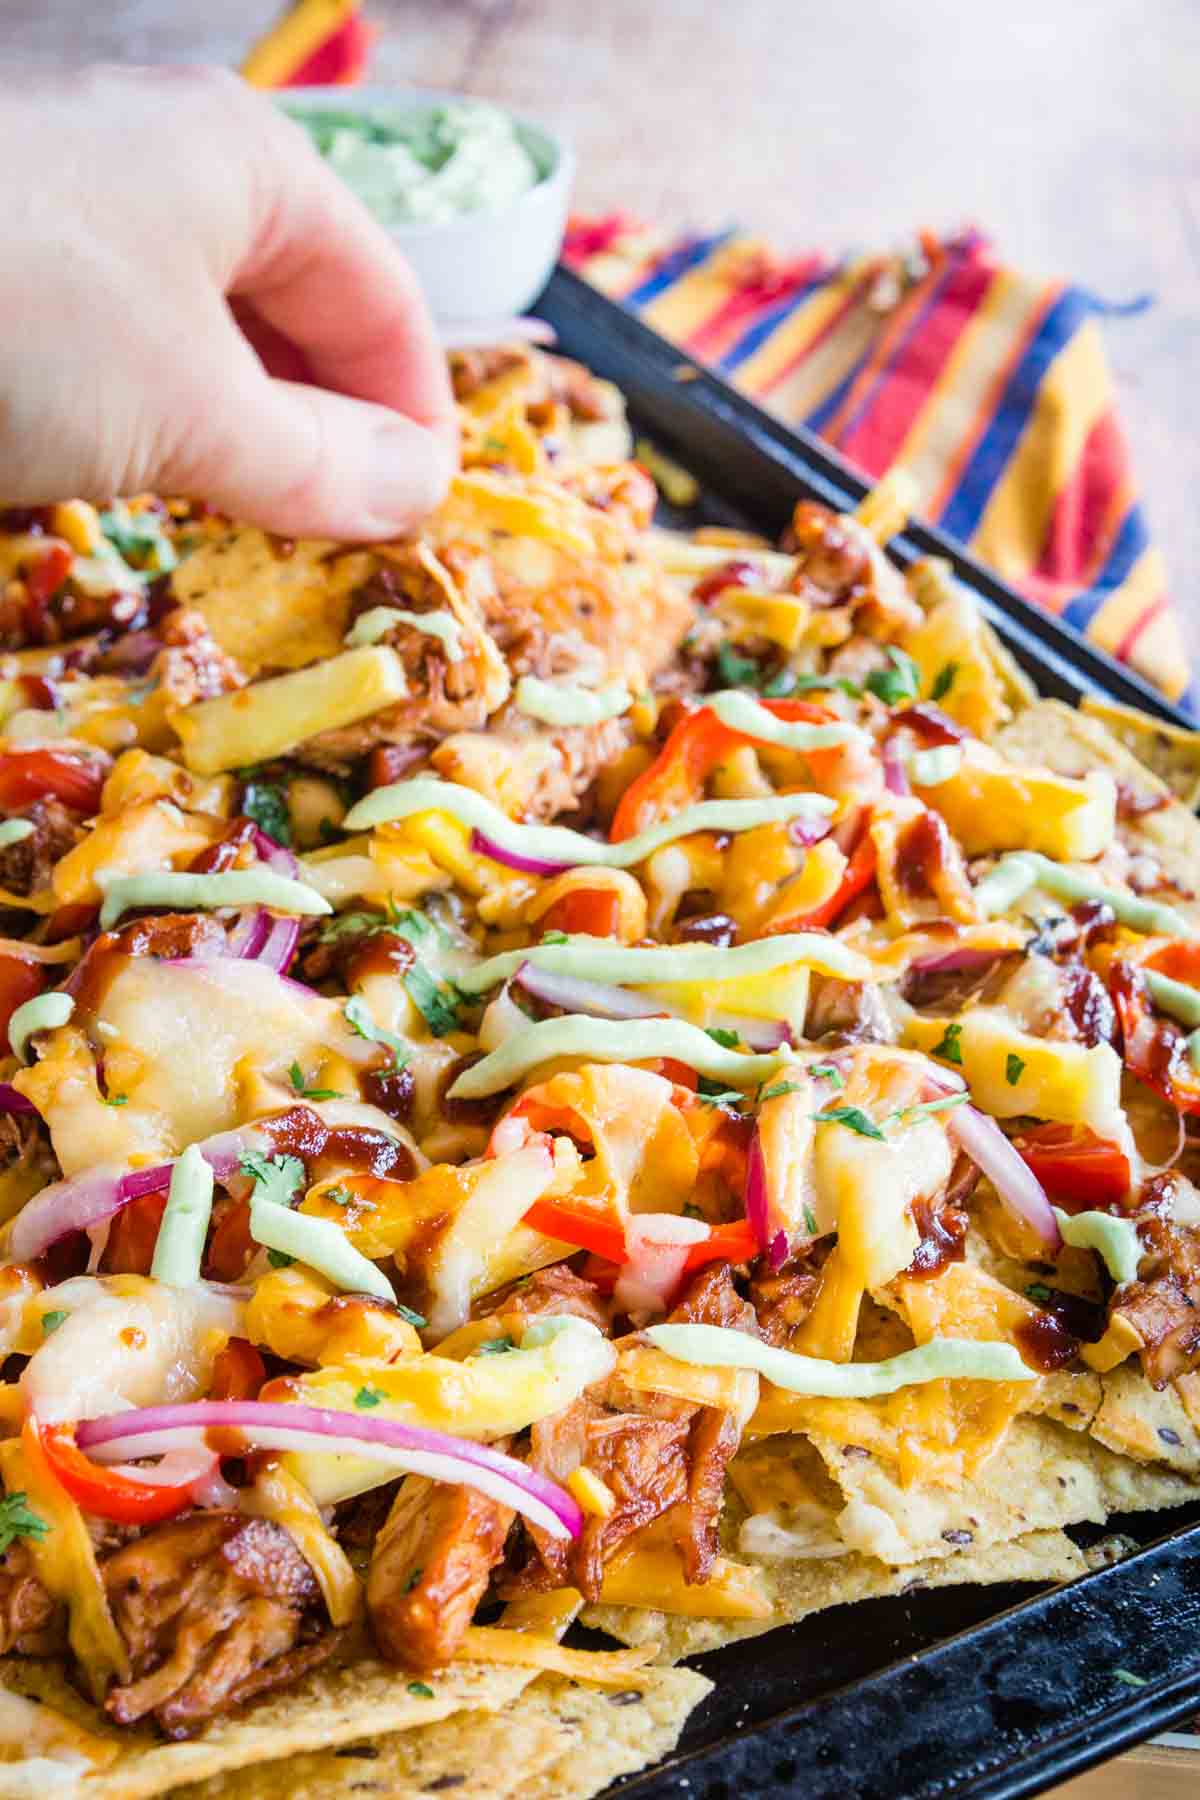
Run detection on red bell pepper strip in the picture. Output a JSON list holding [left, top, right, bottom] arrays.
[[610, 699, 843, 841], [521, 1197, 757, 1272], [0, 749, 104, 814], [29, 1417, 195, 1527], [1009, 1124, 1132, 1212], [1108, 940, 1200, 1116], [766, 830, 878, 933]]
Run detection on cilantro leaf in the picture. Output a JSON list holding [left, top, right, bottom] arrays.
[[1005, 1053, 1026, 1086], [808, 1062, 845, 1089], [403, 1565, 423, 1593], [98, 506, 177, 575], [696, 1086, 744, 1109], [474, 1336, 517, 1356], [932, 1022, 964, 1065], [778, 671, 863, 699], [813, 1106, 885, 1140], [1112, 1669, 1147, 1689], [325, 1184, 355, 1208], [892, 1094, 969, 1125], [344, 995, 411, 1070], [759, 1080, 803, 1102], [266, 1249, 295, 1268], [40, 1310, 67, 1335], [103, 1092, 128, 1107], [241, 780, 293, 848], [803, 1204, 818, 1235], [714, 643, 762, 689], [354, 1386, 385, 1409], [0, 1492, 49, 1554], [1025, 1282, 1053, 1304], [408, 1681, 435, 1699], [705, 1027, 741, 1050], [288, 1062, 344, 1102], [864, 648, 921, 707], [240, 1151, 305, 1210], [930, 661, 959, 703], [540, 930, 568, 945]]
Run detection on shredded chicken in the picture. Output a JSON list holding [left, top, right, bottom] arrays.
[[0, 1541, 61, 1655], [0, 797, 83, 896], [367, 1475, 513, 1671]]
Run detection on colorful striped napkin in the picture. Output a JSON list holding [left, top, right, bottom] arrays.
[[565, 219, 1191, 717]]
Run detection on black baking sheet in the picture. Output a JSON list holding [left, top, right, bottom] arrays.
[[527, 264, 1200, 1799]]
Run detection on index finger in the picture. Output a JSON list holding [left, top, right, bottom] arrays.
[[231, 103, 456, 441]]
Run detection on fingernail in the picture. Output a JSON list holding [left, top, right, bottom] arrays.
[[366, 423, 452, 531]]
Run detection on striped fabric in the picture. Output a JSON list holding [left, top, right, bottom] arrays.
[[564, 219, 1192, 716]]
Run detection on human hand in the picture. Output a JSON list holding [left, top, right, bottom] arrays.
[[0, 64, 457, 538]]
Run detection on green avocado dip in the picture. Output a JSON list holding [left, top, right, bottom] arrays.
[[292, 101, 544, 226]]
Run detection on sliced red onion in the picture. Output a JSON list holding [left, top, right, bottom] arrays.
[[251, 827, 299, 881], [513, 963, 792, 1050], [227, 908, 271, 960], [614, 1214, 709, 1317], [105, 1446, 219, 1492], [768, 1229, 788, 1270], [789, 815, 833, 848], [744, 1132, 769, 1255], [910, 946, 1010, 976], [99, 629, 164, 674], [258, 914, 300, 974], [947, 1103, 1061, 1253], [76, 1400, 582, 1541], [7, 1124, 264, 1261], [0, 1084, 35, 1115], [882, 736, 911, 796], [470, 829, 567, 877]]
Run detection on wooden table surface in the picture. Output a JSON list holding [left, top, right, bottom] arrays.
[[3, 12, 1200, 1796]]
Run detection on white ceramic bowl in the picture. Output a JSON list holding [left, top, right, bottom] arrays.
[[280, 87, 573, 328]]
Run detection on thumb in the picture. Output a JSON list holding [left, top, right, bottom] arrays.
[[166, 360, 458, 541]]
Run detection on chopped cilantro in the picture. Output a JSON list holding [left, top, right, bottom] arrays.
[[40, 1310, 67, 1335], [864, 648, 921, 707], [325, 1184, 355, 1208], [893, 1094, 969, 1124], [930, 661, 959, 703], [714, 643, 761, 689], [813, 1106, 885, 1140], [266, 1249, 295, 1269], [98, 506, 177, 574], [781, 671, 863, 699], [240, 1150, 305, 1209], [396, 1303, 427, 1328], [803, 1204, 818, 1235], [241, 780, 293, 848], [931, 1021, 964, 1065], [1005, 1053, 1026, 1087], [382, 908, 468, 1039], [344, 995, 411, 1070], [696, 1086, 744, 1109], [408, 1681, 435, 1699], [705, 1026, 741, 1049], [682, 1203, 705, 1220], [403, 1566, 423, 1593], [0, 1492, 49, 1554], [319, 909, 392, 944], [103, 1092, 128, 1107], [1112, 1668, 1147, 1689], [288, 1062, 344, 1102], [759, 1080, 803, 1102], [808, 1063, 845, 1088], [318, 817, 341, 846], [540, 930, 568, 945], [354, 1386, 385, 1408], [474, 1336, 517, 1356], [759, 669, 798, 698], [1025, 1283, 1053, 1304]]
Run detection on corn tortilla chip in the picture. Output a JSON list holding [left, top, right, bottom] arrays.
[[1080, 695, 1200, 808], [171, 528, 372, 675], [1091, 1364, 1200, 1472], [517, 1669, 713, 1800], [0, 1650, 533, 1800], [583, 1528, 1086, 1660]]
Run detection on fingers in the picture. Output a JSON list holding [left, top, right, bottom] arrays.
[[163, 319, 456, 540], [232, 107, 456, 446]]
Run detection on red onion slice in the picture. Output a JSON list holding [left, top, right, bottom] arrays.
[[0, 1084, 35, 1115], [227, 908, 271, 961], [76, 1400, 582, 1540], [251, 827, 299, 881], [470, 829, 568, 877], [513, 963, 792, 1051], [744, 1132, 769, 1256], [257, 914, 300, 974], [947, 1103, 1061, 1253], [882, 737, 911, 796], [909, 946, 1010, 976], [7, 1124, 263, 1261]]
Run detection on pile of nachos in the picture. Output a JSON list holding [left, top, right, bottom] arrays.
[[0, 340, 1198, 1797]]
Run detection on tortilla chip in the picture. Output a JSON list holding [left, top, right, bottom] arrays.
[[805, 1413, 1198, 1566], [171, 529, 372, 675], [1080, 696, 1200, 808], [173, 1698, 565, 1800], [1091, 1364, 1200, 1472], [582, 1528, 1086, 1660], [0, 1650, 533, 1800], [993, 698, 1200, 908], [517, 1669, 712, 1800]]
